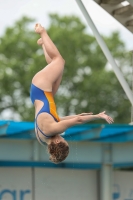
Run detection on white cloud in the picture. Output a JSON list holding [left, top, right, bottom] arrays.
[[0, 0, 133, 50]]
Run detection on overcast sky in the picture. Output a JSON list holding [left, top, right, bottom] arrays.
[[0, 0, 133, 50]]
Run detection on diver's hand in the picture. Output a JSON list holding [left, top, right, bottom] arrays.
[[97, 111, 114, 124]]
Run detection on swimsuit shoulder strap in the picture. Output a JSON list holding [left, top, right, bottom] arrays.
[[35, 114, 52, 138], [36, 127, 46, 145]]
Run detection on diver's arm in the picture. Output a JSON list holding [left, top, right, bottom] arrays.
[[60, 115, 77, 120], [60, 112, 93, 121], [50, 111, 113, 135]]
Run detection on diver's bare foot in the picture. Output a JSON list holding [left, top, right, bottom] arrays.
[[37, 38, 43, 46], [35, 23, 45, 34]]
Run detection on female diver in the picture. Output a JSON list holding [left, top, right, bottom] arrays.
[[30, 23, 114, 164]]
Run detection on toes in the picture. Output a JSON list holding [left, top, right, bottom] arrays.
[[36, 23, 40, 28], [35, 23, 38, 29], [35, 23, 39, 30]]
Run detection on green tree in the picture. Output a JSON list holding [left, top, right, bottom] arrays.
[[0, 14, 131, 123], [0, 17, 45, 121]]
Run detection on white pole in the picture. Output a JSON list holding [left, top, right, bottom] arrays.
[[75, 0, 133, 106], [101, 164, 112, 200], [130, 51, 133, 124], [100, 144, 113, 200], [33, 140, 39, 161]]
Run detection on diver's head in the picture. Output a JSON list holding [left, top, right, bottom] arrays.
[[47, 135, 69, 164]]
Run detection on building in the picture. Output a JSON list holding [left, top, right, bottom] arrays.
[[0, 120, 133, 200]]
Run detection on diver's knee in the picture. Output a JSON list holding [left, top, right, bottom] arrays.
[[53, 56, 65, 65]]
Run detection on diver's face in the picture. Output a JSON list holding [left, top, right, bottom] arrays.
[[54, 135, 68, 146]]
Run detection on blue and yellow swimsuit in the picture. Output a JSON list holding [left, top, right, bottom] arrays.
[[30, 83, 60, 144]]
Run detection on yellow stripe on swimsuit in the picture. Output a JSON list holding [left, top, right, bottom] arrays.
[[44, 91, 60, 122]]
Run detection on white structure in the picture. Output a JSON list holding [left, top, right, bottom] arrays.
[[0, 167, 133, 200], [0, 121, 133, 200], [93, 0, 133, 34], [75, 1, 133, 199], [75, 0, 133, 107]]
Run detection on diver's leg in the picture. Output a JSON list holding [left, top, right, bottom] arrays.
[[37, 38, 52, 64], [32, 24, 65, 93], [37, 24, 62, 60], [37, 38, 63, 95]]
